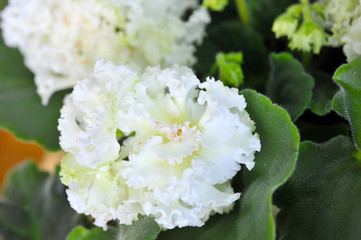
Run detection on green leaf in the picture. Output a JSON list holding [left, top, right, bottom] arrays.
[[211, 52, 244, 88], [332, 55, 361, 148], [0, 35, 69, 151], [0, 162, 83, 240], [0, 0, 6, 10], [267, 52, 314, 121], [309, 71, 338, 116], [275, 136, 361, 239], [195, 21, 268, 90], [332, 90, 347, 118], [118, 216, 160, 240], [158, 89, 299, 240], [66, 216, 159, 240], [66, 226, 118, 240]]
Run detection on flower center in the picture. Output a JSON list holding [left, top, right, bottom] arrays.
[[151, 121, 202, 165]]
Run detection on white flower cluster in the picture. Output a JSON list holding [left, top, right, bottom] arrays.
[[1, 0, 210, 105], [59, 60, 261, 229], [343, 17, 361, 62], [318, 0, 361, 46], [316, 0, 361, 61]]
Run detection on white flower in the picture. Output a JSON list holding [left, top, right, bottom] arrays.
[[1, 0, 210, 105], [60, 154, 142, 229], [59, 60, 261, 229], [119, 0, 210, 68], [58, 59, 138, 169], [118, 66, 260, 228], [342, 16, 361, 62], [317, 0, 361, 46]]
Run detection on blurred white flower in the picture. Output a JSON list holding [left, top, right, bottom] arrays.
[[1, 0, 210, 104], [317, 0, 360, 46], [342, 16, 361, 62], [59, 60, 261, 229]]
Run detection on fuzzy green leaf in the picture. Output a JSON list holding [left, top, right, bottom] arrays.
[[332, 55, 361, 148], [66, 226, 118, 240], [118, 216, 160, 240], [66, 217, 160, 240], [267, 52, 314, 121], [309, 71, 338, 116], [0, 162, 83, 240], [332, 90, 348, 118], [158, 89, 299, 240], [275, 136, 361, 239], [0, 36, 69, 151]]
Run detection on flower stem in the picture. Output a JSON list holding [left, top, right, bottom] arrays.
[[302, 51, 312, 71], [235, 0, 249, 25], [301, 0, 311, 21]]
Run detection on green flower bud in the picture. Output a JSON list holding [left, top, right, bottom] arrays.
[[272, 13, 299, 39], [203, 0, 228, 11], [211, 52, 244, 88], [289, 20, 327, 54]]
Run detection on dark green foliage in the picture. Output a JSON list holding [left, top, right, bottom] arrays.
[[0, 162, 83, 240], [267, 52, 314, 121], [275, 136, 361, 240], [0, 36, 69, 151]]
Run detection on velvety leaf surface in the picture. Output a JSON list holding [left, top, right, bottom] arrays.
[[66, 210, 159, 240], [332, 56, 361, 148], [158, 89, 299, 240], [0, 35, 69, 150], [118, 216, 160, 240], [275, 136, 361, 239], [309, 71, 338, 116], [332, 90, 348, 118], [267, 52, 314, 121], [0, 162, 83, 240], [66, 226, 118, 240], [195, 21, 268, 90]]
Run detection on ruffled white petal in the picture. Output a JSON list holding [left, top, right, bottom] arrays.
[[58, 62, 261, 229], [58, 60, 138, 168], [60, 154, 142, 229], [151, 121, 202, 164], [1, 0, 210, 104], [140, 170, 240, 229]]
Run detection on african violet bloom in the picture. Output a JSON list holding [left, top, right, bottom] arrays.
[[59, 60, 261, 229], [1, 0, 210, 105], [316, 0, 361, 61], [317, 0, 360, 46], [342, 16, 361, 62]]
